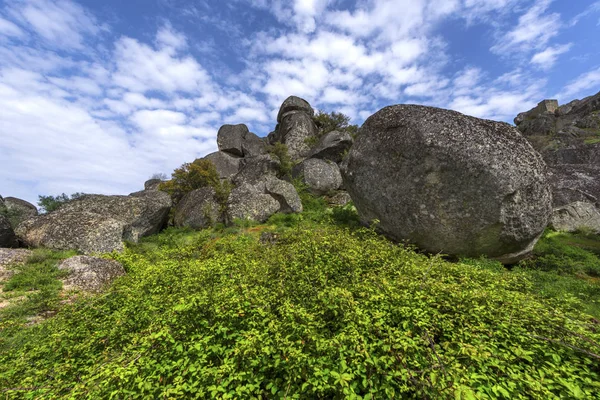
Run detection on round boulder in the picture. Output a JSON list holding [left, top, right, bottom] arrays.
[[277, 95, 314, 123], [292, 158, 343, 196], [343, 105, 552, 263], [173, 187, 223, 229]]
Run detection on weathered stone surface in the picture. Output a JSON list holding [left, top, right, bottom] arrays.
[[265, 177, 303, 213], [307, 130, 353, 163], [16, 192, 171, 253], [144, 179, 162, 191], [326, 191, 352, 207], [0, 215, 17, 248], [226, 183, 280, 223], [204, 151, 242, 180], [173, 187, 223, 229], [217, 124, 248, 157], [293, 158, 343, 195], [16, 211, 130, 254], [279, 112, 319, 160], [58, 256, 125, 293], [548, 164, 600, 208], [59, 192, 171, 241], [277, 95, 314, 123], [549, 202, 600, 233], [242, 131, 267, 157], [233, 154, 281, 187], [0, 248, 32, 281], [344, 105, 552, 263], [3, 197, 38, 228]]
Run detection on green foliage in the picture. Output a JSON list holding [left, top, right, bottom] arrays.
[[2, 218, 600, 398], [37, 193, 85, 214], [0, 202, 23, 229], [313, 110, 359, 138], [519, 230, 600, 277], [267, 142, 294, 178], [159, 159, 230, 206]]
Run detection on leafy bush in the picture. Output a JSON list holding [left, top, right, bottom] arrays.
[[2, 220, 600, 398], [313, 110, 359, 138], [37, 193, 85, 214], [159, 159, 230, 205], [267, 142, 294, 178], [149, 172, 168, 181]]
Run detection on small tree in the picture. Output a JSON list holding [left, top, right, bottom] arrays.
[[38, 192, 85, 213], [267, 142, 294, 178], [159, 159, 229, 204], [313, 111, 359, 138], [149, 172, 168, 181]]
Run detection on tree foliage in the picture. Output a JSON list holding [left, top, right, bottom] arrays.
[[313, 110, 359, 137], [267, 142, 294, 178], [159, 159, 229, 204], [37, 193, 85, 214]]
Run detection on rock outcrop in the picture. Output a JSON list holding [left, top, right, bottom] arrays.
[[226, 183, 281, 223], [515, 91, 600, 212], [344, 105, 552, 263], [144, 179, 162, 191], [58, 256, 125, 293], [0, 248, 32, 281], [16, 191, 171, 254], [268, 96, 318, 160], [549, 201, 600, 234]]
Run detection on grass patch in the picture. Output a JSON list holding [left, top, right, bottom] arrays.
[[0, 249, 76, 333]]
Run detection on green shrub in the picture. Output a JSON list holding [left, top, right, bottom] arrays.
[[267, 142, 294, 178], [159, 159, 230, 206], [37, 193, 85, 214], [313, 110, 359, 138], [1, 225, 599, 398]]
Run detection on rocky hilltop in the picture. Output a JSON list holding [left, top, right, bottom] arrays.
[[7, 92, 600, 263], [514, 91, 600, 233]]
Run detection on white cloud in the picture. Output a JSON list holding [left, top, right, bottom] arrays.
[[491, 0, 561, 55], [0, 17, 24, 38], [156, 23, 188, 51], [530, 43, 572, 69], [560, 67, 600, 100], [7, 0, 105, 49]]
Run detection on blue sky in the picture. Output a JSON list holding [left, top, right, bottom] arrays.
[[1, 0, 600, 205]]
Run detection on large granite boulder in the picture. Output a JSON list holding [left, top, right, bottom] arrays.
[[233, 154, 281, 187], [58, 256, 125, 293], [204, 151, 242, 180], [278, 112, 319, 161], [292, 158, 343, 195], [217, 124, 266, 158], [307, 130, 353, 163], [16, 192, 172, 254], [344, 105, 552, 264], [3, 197, 38, 228], [16, 211, 131, 254], [226, 183, 280, 223], [0, 248, 32, 281], [0, 215, 17, 248], [549, 202, 600, 233], [173, 187, 223, 229]]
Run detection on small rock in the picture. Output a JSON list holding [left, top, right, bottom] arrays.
[[58, 255, 125, 293]]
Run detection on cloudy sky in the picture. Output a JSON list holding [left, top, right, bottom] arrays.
[[1, 0, 599, 205]]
